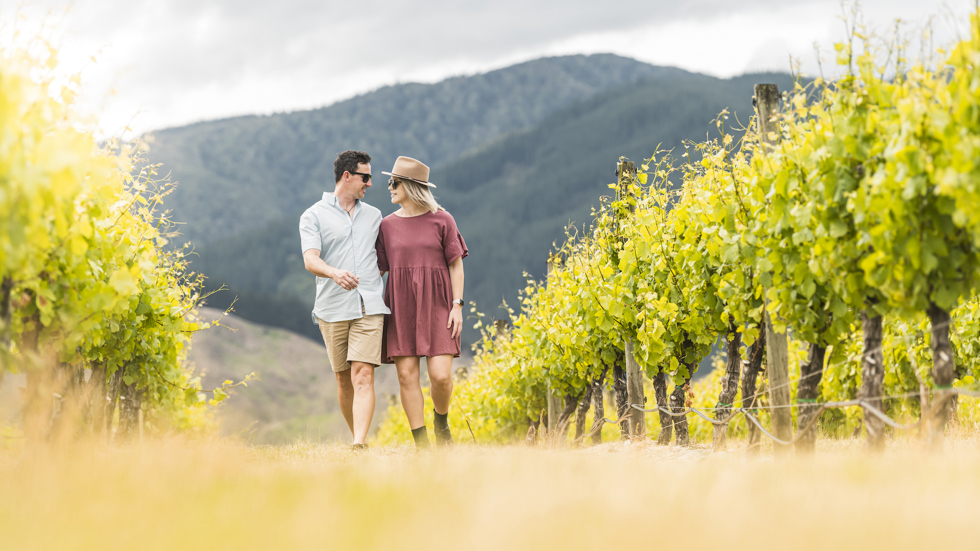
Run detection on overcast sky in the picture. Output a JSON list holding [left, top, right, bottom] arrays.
[[1, 0, 972, 136]]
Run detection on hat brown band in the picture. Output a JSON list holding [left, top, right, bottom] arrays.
[[382, 156, 436, 188]]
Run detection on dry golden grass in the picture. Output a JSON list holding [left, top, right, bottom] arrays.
[[3, 432, 980, 551]]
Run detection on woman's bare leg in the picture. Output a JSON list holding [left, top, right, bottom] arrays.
[[394, 356, 424, 429], [426, 355, 454, 415]]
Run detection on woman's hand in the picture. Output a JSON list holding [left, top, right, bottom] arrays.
[[447, 303, 463, 338], [447, 258, 464, 338]]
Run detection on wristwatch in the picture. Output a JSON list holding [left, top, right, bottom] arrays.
[[452, 298, 464, 307]]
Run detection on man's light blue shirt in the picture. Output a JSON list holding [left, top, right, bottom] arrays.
[[299, 192, 390, 324]]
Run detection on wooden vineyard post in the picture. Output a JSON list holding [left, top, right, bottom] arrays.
[[546, 254, 563, 434], [616, 160, 646, 439], [754, 83, 793, 454]]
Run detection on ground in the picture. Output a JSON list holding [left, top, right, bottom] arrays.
[[2, 432, 978, 551]]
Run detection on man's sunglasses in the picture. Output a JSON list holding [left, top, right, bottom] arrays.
[[350, 171, 372, 183], [387, 179, 400, 190]]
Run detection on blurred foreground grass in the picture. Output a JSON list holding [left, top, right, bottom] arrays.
[[3, 433, 980, 551]]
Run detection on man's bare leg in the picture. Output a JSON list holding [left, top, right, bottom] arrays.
[[350, 361, 375, 444], [335, 370, 354, 435]]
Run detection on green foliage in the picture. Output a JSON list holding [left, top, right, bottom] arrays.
[[0, 42, 244, 433]]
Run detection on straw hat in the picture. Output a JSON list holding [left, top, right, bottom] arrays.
[[382, 156, 436, 188]]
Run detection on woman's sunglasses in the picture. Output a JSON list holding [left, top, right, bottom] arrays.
[[387, 179, 400, 190]]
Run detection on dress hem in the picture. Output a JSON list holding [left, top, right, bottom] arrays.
[[381, 351, 461, 364]]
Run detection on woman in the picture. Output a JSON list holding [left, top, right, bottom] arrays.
[[376, 156, 467, 448]]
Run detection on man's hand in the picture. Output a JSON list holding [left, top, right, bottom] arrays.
[[304, 249, 359, 290], [330, 269, 359, 291], [447, 303, 463, 338]]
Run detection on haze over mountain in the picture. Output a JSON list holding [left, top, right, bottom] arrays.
[[144, 54, 795, 343], [149, 55, 688, 246]]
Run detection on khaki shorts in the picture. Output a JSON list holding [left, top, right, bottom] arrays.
[[316, 310, 384, 372]]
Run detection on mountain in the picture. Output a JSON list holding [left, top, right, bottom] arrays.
[[186, 68, 797, 342], [146, 54, 690, 247]]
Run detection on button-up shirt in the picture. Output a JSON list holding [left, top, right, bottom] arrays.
[[299, 193, 390, 323]]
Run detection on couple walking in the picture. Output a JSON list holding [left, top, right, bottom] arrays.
[[299, 150, 467, 450]]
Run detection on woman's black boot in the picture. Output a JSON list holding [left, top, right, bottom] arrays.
[[411, 426, 430, 449], [433, 410, 454, 446]]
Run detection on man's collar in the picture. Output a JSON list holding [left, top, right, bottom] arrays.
[[323, 192, 360, 209]]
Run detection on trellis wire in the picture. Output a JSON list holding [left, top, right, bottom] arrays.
[[581, 388, 975, 445]]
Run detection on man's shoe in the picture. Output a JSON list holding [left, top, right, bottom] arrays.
[[433, 410, 454, 446]]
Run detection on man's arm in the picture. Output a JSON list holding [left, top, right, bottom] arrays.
[[303, 249, 359, 291]]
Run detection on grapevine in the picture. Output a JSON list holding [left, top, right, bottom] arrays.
[[429, 12, 980, 447]]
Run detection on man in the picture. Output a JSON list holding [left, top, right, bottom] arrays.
[[300, 150, 389, 450]]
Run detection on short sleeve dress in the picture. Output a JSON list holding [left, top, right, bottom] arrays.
[[376, 210, 468, 363]]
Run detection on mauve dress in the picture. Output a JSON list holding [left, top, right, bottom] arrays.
[[376, 209, 468, 363]]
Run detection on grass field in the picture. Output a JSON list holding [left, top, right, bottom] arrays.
[[3, 431, 980, 551]]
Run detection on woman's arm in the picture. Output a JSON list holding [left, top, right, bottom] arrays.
[[375, 222, 389, 277], [447, 257, 464, 338]]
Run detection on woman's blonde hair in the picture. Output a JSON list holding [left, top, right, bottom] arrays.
[[397, 178, 443, 214]]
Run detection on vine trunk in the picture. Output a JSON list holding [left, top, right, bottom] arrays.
[[118, 380, 143, 440], [574, 385, 593, 442], [713, 322, 742, 451], [653, 371, 671, 445], [741, 328, 766, 452], [102, 367, 124, 441], [589, 367, 608, 444], [860, 311, 885, 451], [796, 343, 826, 453], [613, 360, 629, 439], [554, 393, 579, 442], [669, 380, 690, 446], [927, 304, 955, 450]]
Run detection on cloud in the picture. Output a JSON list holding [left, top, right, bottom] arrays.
[[0, 0, 971, 135]]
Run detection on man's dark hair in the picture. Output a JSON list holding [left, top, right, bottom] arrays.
[[334, 150, 372, 183]]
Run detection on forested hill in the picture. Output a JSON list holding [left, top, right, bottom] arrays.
[[146, 55, 794, 343], [147, 54, 688, 247]]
